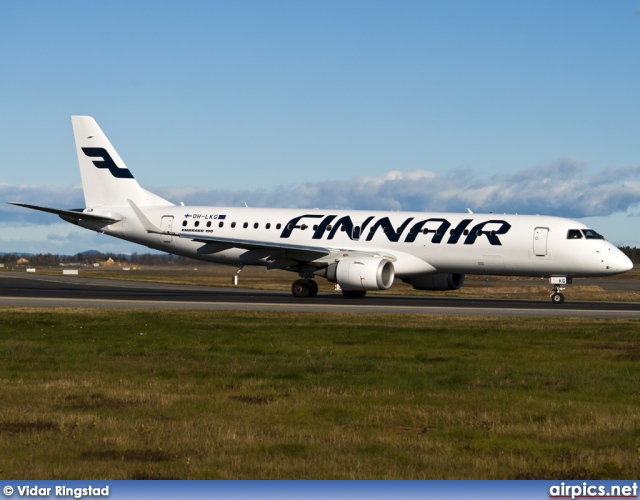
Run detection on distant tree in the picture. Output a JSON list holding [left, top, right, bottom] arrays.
[[2, 254, 18, 264]]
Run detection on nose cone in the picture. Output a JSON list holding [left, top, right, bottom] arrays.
[[609, 248, 634, 273], [620, 253, 634, 273]]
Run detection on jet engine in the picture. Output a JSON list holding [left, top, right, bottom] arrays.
[[405, 273, 465, 290], [326, 256, 395, 290]]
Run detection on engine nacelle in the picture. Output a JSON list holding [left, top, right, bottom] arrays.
[[406, 273, 465, 291], [326, 256, 395, 290]]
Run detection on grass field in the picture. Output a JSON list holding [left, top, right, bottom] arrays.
[[1, 308, 639, 479]]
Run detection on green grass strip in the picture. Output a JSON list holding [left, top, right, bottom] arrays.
[[0, 308, 639, 479]]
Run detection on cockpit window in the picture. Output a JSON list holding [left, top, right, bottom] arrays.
[[582, 229, 604, 240], [567, 229, 583, 239]]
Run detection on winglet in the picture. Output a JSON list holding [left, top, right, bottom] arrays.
[[127, 199, 174, 235]]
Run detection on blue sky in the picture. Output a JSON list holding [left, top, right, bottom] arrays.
[[1, 1, 640, 254]]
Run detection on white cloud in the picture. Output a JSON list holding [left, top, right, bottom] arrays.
[[2, 158, 640, 253], [3, 158, 640, 221]]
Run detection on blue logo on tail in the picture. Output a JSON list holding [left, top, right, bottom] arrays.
[[82, 148, 134, 179]]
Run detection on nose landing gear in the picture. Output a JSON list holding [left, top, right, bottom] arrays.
[[551, 286, 565, 304], [549, 277, 571, 304]]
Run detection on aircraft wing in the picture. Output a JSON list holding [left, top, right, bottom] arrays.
[[8, 202, 122, 224], [186, 233, 330, 255], [185, 233, 332, 266]]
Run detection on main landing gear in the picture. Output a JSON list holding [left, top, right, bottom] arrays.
[[290, 279, 367, 299], [291, 279, 318, 298], [341, 289, 366, 299]]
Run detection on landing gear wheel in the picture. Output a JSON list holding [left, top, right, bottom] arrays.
[[307, 279, 318, 298], [550, 282, 567, 304], [342, 289, 367, 299], [291, 279, 310, 298]]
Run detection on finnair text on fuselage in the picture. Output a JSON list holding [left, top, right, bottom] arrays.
[[180, 212, 511, 245]]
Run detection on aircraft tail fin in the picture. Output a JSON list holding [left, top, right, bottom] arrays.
[[71, 116, 174, 209]]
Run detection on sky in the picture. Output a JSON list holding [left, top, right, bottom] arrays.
[[1, 0, 640, 255]]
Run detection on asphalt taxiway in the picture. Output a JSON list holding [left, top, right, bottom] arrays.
[[0, 272, 638, 318]]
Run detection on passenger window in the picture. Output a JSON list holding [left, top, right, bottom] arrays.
[[301, 224, 307, 230], [567, 230, 583, 239], [463, 229, 469, 235], [182, 220, 187, 227], [266, 223, 271, 229], [231, 222, 236, 228], [254, 223, 259, 229], [207, 221, 211, 228], [243, 222, 248, 229], [327, 225, 332, 231], [313, 225, 318, 230], [276, 223, 282, 230], [219, 221, 224, 228], [194, 221, 200, 227], [341, 226, 346, 232]]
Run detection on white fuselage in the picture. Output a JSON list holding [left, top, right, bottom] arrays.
[[84, 205, 632, 279]]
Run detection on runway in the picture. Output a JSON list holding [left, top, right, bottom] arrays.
[[0, 271, 638, 318]]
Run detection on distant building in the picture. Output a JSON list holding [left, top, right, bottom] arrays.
[[99, 257, 124, 267], [17, 258, 29, 265]]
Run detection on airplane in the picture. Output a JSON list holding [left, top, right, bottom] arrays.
[[9, 116, 634, 304]]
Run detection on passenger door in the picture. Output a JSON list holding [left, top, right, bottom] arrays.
[[160, 216, 174, 243], [533, 227, 548, 256]]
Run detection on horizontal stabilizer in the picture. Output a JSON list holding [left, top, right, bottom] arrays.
[[8, 202, 122, 224]]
